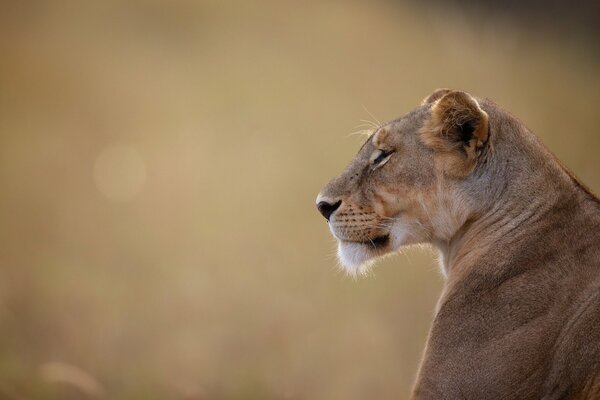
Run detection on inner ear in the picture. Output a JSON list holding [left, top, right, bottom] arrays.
[[457, 120, 475, 143]]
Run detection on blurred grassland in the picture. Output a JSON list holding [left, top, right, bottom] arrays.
[[0, 1, 599, 399]]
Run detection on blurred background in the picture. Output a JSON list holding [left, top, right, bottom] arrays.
[[0, 0, 598, 399]]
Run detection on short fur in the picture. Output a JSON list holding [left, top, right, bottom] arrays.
[[316, 90, 600, 399]]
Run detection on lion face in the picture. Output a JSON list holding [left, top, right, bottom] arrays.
[[317, 90, 490, 275]]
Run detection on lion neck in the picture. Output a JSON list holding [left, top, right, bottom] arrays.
[[430, 113, 587, 279]]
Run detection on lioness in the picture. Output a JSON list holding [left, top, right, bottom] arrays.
[[316, 90, 600, 399]]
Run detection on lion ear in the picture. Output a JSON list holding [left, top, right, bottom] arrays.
[[420, 90, 490, 177], [421, 88, 453, 105]]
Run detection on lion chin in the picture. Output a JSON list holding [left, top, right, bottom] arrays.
[[336, 241, 378, 276], [335, 226, 409, 277]]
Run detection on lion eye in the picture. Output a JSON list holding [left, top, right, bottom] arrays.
[[370, 149, 393, 168]]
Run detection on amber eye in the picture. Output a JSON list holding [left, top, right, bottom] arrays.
[[370, 149, 393, 168]]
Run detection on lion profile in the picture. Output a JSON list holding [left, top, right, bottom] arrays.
[[316, 90, 600, 399]]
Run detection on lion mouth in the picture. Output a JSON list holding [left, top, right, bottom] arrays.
[[338, 234, 389, 249], [334, 233, 393, 276], [361, 234, 390, 248], [329, 224, 391, 250]]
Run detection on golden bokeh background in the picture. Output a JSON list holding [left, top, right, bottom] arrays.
[[0, 1, 598, 399]]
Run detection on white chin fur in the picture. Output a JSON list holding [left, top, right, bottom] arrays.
[[337, 241, 376, 277], [335, 224, 410, 277]]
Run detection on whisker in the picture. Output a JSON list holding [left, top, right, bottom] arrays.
[[353, 123, 378, 129], [361, 104, 382, 128], [359, 119, 380, 129], [346, 129, 374, 138]]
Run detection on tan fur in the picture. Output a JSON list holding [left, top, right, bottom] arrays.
[[316, 90, 600, 399]]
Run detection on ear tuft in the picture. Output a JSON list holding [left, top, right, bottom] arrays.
[[420, 90, 490, 177], [421, 88, 453, 105]]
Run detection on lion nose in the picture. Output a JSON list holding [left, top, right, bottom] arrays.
[[317, 200, 342, 221]]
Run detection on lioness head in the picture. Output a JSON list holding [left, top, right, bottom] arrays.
[[316, 89, 492, 276]]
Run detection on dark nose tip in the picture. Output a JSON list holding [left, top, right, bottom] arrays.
[[317, 200, 342, 221]]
